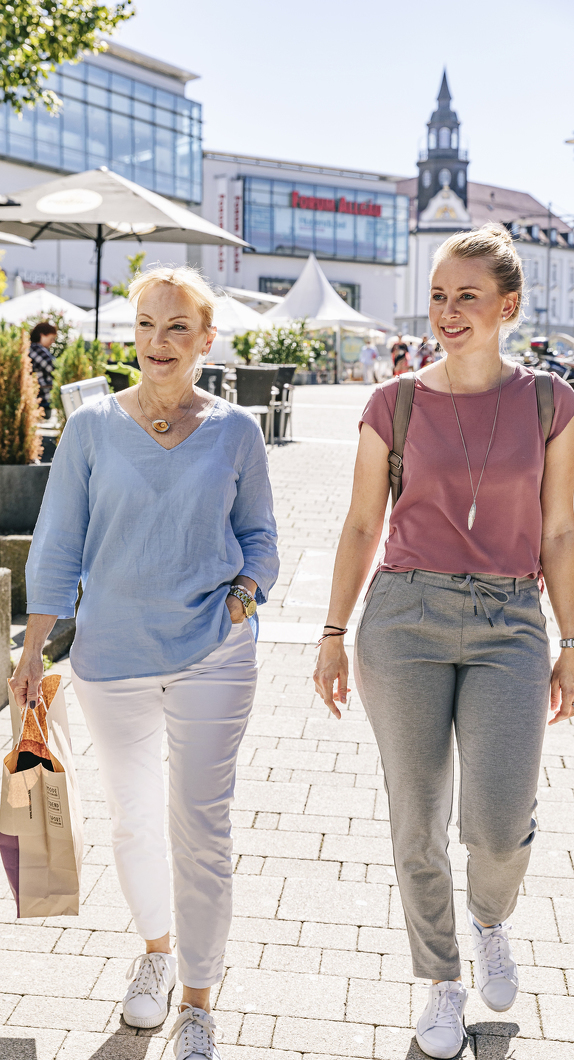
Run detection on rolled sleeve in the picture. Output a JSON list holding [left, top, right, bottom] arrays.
[[231, 432, 279, 604], [26, 414, 90, 618]]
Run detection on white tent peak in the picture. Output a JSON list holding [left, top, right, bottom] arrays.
[[261, 253, 388, 328], [0, 288, 88, 328]]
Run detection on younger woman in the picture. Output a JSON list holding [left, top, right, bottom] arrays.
[[314, 225, 574, 1059]]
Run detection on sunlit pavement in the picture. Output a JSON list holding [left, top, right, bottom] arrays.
[[0, 383, 573, 1059]]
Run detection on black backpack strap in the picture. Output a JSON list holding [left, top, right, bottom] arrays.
[[388, 374, 416, 507], [532, 370, 555, 442]]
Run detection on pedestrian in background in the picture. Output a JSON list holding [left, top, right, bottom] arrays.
[[359, 338, 378, 383], [418, 333, 437, 368], [12, 266, 279, 1060], [314, 224, 574, 1060], [29, 320, 58, 418]]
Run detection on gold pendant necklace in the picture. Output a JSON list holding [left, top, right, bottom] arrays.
[[137, 384, 194, 434], [444, 362, 503, 531]]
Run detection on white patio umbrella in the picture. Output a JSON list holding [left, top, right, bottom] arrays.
[[0, 231, 33, 248], [210, 295, 265, 363], [81, 296, 136, 344], [0, 167, 250, 338], [0, 288, 88, 328]]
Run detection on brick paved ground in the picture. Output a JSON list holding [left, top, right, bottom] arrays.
[[1, 383, 573, 1059]]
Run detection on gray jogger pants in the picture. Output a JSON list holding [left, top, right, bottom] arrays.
[[354, 569, 551, 981]]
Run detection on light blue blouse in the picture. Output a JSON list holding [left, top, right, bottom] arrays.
[[26, 395, 279, 681]]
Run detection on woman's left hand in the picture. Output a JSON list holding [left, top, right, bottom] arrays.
[[549, 652, 574, 724], [226, 594, 245, 624]]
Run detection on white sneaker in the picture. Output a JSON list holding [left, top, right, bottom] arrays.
[[122, 951, 177, 1028], [415, 980, 467, 1059], [168, 1005, 221, 1060], [467, 909, 519, 1012]]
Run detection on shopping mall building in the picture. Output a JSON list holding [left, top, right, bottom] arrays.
[[1, 42, 573, 334]]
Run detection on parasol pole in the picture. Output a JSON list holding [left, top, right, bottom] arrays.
[[94, 224, 103, 341]]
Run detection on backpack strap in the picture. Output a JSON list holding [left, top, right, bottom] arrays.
[[532, 369, 554, 442], [388, 374, 416, 507]]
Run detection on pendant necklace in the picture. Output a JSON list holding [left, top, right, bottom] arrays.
[[444, 361, 503, 531], [137, 384, 194, 434]]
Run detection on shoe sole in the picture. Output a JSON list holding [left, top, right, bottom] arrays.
[[415, 1028, 466, 1059], [122, 976, 176, 1028]]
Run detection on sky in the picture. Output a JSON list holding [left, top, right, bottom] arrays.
[[114, 0, 574, 220]]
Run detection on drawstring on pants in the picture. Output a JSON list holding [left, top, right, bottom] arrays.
[[451, 574, 509, 627]]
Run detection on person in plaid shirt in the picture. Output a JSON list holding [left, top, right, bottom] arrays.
[[29, 321, 58, 416]]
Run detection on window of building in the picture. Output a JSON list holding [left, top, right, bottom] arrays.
[[428, 129, 437, 150], [438, 168, 451, 186], [569, 300, 574, 321], [532, 260, 539, 282], [259, 276, 360, 310], [244, 178, 409, 265], [438, 127, 451, 148], [531, 224, 540, 240], [551, 298, 557, 318], [0, 60, 202, 204], [451, 130, 458, 150], [551, 263, 558, 285], [570, 267, 574, 287], [422, 170, 431, 187], [456, 171, 465, 189]]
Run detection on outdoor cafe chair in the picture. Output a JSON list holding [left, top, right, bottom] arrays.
[[234, 365, 279, 444]]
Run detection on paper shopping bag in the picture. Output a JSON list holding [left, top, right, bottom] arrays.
[[0, 674, 83, 917]]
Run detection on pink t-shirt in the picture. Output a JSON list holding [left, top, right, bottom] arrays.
[[360, 365, 574, 578]]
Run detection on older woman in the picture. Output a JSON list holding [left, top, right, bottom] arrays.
[[12, 267, 279, 1060]]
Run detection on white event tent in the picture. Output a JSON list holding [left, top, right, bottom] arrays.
[[0, 288, 88, 329], [261, 254, 393, 377]]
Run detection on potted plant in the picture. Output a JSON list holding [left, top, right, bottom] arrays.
[[0, 325, 49, 533], [51, 337, 109, 433], [251, 319, 326, 386]]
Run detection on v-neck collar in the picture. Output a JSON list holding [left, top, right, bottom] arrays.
[[111, 393, 218, 451]]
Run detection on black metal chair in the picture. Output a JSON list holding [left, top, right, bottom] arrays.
[[235, 365, 279, 443], [272, 365, 297, 441], [197, 364, 225, 397]]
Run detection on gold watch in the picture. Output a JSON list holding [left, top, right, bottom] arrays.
[[228, 585, 257, 617]]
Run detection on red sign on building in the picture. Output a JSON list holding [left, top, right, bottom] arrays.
[[291, 190, 381, 218]]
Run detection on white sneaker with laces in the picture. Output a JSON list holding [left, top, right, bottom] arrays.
[[415, 980, 468, 1059], [122, 951, 177, 1028], [169, 1005, 221, 1060], [467, 909, 519, 1012]]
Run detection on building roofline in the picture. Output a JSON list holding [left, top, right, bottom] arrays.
[[204, 149, 408, 184], [101, 40, 199, 83]]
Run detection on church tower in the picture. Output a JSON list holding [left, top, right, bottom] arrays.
[[416, 71, 469, 215]]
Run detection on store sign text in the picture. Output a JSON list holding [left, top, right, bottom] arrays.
[[291, 191, 381, 217]]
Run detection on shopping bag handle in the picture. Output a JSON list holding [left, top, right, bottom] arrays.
[[17, 693, 51, 754]]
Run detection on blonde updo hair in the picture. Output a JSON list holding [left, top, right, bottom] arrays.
[[129, 265, 217, 383], [431, 223, 524, 331]]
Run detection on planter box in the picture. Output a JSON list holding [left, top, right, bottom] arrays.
[[0, 465, 51, 534]]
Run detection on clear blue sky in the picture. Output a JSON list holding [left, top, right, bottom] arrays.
[[115, 0, 574, 220]]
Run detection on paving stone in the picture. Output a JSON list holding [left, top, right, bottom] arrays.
[[222, 1047, 301, 1060], [279, 813, 349, 834], [274, 1016, 374, 1057], [340, 862, 367, 881], [0, 1026, 67, 1060], [374, 1025, 474, 1059], [0, 924, 62, 952], [8, 996, 115, 1032], [213, 1009, 244, 1045], [217, 967, 347, 1019], [49, 906, 133, 933], [321, 833, 394, 864], [289, 769, 356, 788], [233, 875, 284, 919], [224, 941, 264, 968], [532, 940, 574, 967], [81, 931, 143, 958], [0, 993, 20, 1022], [321, 948, 380, 979], [53, 929, 92, 955], [234, 781, 309, 814], [278, 879, 389, 926], [539, 993, 574, 1040], [262, 858, 340, 880], [523, 876, 574, 899], [518, 964, 567, 994], [298, 922, 358, 950], [229, 917, 301, 946], [474, 1038, 574, 1059], [254, 812, 280, 829], [0, 951, 105, 998], [260, 944, 321, 974], [346, 976, 410, 1026], [82, 845, 115, 865], [358, 927, 411, 956], [56, 1031, 167, 1058], [253, 749, 336, 771], [239, 1012, 276, 1047], [553, 897, 574, 943], [305, 786, 375, 819], [464, 986, 542, 1038], [237, 856, 265, 874], [233, 828, 321, 860], [527, 848, 573, 878]]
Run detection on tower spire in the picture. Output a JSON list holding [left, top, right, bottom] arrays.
[[438, 69, 451, 107]]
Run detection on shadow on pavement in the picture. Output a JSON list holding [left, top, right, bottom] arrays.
[[0, 1042, 37, 1060]]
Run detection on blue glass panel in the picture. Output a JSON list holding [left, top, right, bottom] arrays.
[[155, 125, 174, 174], [133, 120, 153, 171], [62, 62, 85, 80], [334, 210, 355, 259], [111, 73, 131, 96], [36, 107, 60, 144], [111, 112, 132, 177], [133, 80, 154, 103], [62, 98, 85, 154], [247, 179, 271, 206], [272, 207, 294, 254], [176, 98, 192, 114], [110, 92, 130, 116], [175, 135, 191, 180], [155, 107, 174, 130], [86, 64, 109, 88], [134, 100, 153, 123], [271, 181, 292, 207], [8, 106, 34, 161], [156, 89, 174, 111], [0, 105, 6, 153], [44, 70, 61, 92], [62, 148, 84, 170], [156, 172, 174, 196], [87, 104, 108, 161], [176, 112, 190, 135], [87, 85, 108, 108], [175, 179, 191, 200], [61, 74, 85, 101], [245, 205, 272, 253]]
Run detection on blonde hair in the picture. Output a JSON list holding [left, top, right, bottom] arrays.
[[431, 223, 524, 330], [129, 265, 216, 332]]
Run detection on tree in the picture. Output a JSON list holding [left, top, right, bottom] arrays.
[[0, 1, 134, 115], [109, 251, 146, 299]]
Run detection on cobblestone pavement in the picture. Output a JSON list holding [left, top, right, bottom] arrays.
[[1, 383, 573, 1059]]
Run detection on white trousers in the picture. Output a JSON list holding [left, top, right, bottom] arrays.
[[71, 621, 257, 988]]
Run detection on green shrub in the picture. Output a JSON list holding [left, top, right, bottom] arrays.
[[51, 337, 108, 432], [0, 325, 42, 464], [252, 319, 326, 368], [231, 331, 257, 364]]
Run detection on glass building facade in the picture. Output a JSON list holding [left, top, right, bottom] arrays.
[[244, 177, 409, 264], [0, 61, 202, 204]]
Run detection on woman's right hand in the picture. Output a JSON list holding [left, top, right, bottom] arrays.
[[313, 638, 350, 720], [10, 651, 45, 710]]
